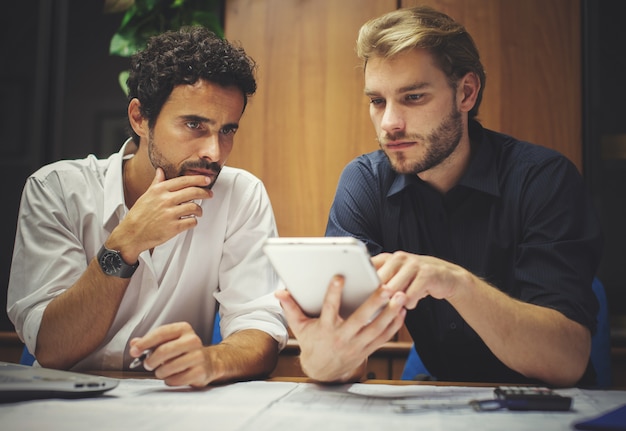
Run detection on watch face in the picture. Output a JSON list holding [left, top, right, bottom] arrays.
[[100, 250, 122, 275]]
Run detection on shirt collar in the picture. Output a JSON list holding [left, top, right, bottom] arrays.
[[103, 139, 138, 232], [387, 120, 500, 198], [457, 120, 500, 197]]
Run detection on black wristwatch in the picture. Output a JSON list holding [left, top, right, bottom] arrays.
[[97, 245, 139, 278]]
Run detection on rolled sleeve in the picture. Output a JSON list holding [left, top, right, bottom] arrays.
[[515, 156, 602, 331], [8, 171, 93, 353], [214, 174, 288, 349]]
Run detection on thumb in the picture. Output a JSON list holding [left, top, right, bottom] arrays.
[[275, 290, 309, 333], [152, 167, 165, 185]]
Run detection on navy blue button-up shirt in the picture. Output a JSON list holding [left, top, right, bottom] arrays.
[[326, 120, 602, 385]]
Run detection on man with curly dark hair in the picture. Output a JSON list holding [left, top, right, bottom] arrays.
[[8, 27, 288, 387]]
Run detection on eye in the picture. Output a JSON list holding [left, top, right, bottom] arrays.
[[369, 98, 385, 106], [406, 94, 423, 102], [186, 121, 202, 130], [220, 126, 238, 136]]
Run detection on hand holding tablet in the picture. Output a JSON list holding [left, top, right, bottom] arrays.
[[263, 237, 380, 319]]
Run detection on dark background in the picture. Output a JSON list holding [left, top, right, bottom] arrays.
[[1, 1, 625, 338], [0, 0, 130, 332], [582, 0, 626, 336]]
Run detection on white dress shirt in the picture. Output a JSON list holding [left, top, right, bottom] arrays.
[[8, 140, 288, 370]]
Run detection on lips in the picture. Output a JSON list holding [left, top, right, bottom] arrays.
[[180, 160, 223, 189], [384, 140, 416, 150], [185, 168, 217, 177]]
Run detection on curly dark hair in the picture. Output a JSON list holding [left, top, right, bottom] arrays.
[[126, 26, 257, 145]]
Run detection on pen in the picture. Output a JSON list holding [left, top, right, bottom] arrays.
[[129, 349, 152, 369], [470, 399, 505, 411], [392, 399, 473, 413]]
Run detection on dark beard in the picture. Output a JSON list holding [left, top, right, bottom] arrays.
[[147, 130, 223, 190], [180, 159, 223, 190], [380, 106, 463, 175]]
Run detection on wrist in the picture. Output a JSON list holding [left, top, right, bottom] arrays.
[[446, 267, 478, 303], [105, 232, 140, 265], [300, 352, 365, 383], [97, 245, 139, 278]]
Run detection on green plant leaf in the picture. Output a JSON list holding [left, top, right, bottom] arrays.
[[118, 70, 130, 96], [110, 33, 133, 57], [108, 0, 225, 91], [110, 25, 156, 57], [190, 11, 223, 37]]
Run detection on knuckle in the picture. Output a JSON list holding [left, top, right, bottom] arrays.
[[177, 321, 193, 332]]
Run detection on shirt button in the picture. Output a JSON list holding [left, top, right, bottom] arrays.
[[449, 322, 457, 330]]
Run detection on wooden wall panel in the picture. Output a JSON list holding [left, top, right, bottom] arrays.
[[226, 0, 582, 238], [225, 0, 396, 236], [403, 0, 582, 171]]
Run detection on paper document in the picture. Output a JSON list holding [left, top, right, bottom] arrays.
[[0, 378, 298, 431], [2, 379, 626, 431], [241, 383, 626, 431]]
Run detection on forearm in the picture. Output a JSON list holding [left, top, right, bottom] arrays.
[[36, 258, 129, 369], [450, 274, 591, 386], [206, 329, 280, 384]]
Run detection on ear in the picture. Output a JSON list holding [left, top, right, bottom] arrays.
[[457, 72, 481, 114], [128, 98, 149, 139]]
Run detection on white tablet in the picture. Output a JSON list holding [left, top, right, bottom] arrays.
[[263, 237, 381, 318]]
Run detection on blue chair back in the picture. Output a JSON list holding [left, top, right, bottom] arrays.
[[401, 277, 612, 388], [212, 312, 222, 344], [400, 343, 429, 380], [591, 278, 612, 388], [20, 346, 35, 366]]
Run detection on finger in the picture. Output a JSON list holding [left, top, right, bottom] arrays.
[[172, 186, 212, 204], [152, 334, 203, 381], [371, 253, 391, 269], [343, 285, 394, 331], [152, 167, 166, 185], [175, 200, 203, 220], [318, 275, 345, 324], [128, 322, 189, 366], [129, 334, 158, 359], [128, 338, 143, 357], [402, 271, 431, 309], [374, 252, 404, 286], [275, 289, 310, 335], [386, 264, 417, 292], [160, 349, 209, 388], [376, 252, 419, 294], [164, 364, 205, 388], [164, 174, 212, 192], [362, 293, 407, 355]]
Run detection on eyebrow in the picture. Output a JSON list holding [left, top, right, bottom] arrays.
[[364, 81, 432, 97], [179, 114, 213, 124]]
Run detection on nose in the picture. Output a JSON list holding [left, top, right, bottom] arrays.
[[199, 135, 222, 163], [380, 103, 405, 135]]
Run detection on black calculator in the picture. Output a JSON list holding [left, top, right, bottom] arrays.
[[492, 386, 573, 411]]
